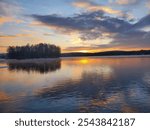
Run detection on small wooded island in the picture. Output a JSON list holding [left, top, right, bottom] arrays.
[[7, 43, 61, 59]]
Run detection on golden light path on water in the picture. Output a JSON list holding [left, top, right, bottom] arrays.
[[0, 56, 150, 112]]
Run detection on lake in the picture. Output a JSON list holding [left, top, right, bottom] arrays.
[[0, 56, 150, 113]]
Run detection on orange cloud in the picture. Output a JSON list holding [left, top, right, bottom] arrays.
[[0, 46, 7, 53], [0, 16, 23, 25], [62, 45, 150, 53], [62, 46, 117, 53], [0, 17, 13, 24], [73, 1, 122, 16], [0, 35, 16, 38], [0, 33, 32, 38], [0, 31, 49, 52]]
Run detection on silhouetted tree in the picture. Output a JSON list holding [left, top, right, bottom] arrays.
[[7, 43, 61, 59]]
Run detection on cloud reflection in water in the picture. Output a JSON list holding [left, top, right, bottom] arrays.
[[0, 57, 150, 112]]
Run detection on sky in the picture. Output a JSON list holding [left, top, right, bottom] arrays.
[[0, 0, 150, 53]]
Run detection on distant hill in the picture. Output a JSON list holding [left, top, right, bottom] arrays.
[[61, 50, 150, 57]]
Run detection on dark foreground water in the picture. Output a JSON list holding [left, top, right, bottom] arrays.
[[0, 56, 150, 113]]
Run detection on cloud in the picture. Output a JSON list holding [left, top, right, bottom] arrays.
[[43, 33, 53, 36], [0, 34, 16, 38], [72, 1, 122, 16], [110, 14, 150, 48], [146, 1, 150, 9], [0, 0, 23, 25], [133, 14, 150, 30], [0, 46, 8, 53], [62, 43, 120, 52], [0, 17, 13, 25], [74, 0, 137, 21], [31, 11, 150, 51], [114, 0, 139, 5], [31, 11, 132, 39], [0, 0, 22, 16], [63, 46, 95, 52], [0, 33, 32, 38], [110, 31, 150, 49], [0, 16, 23, 25], [72, 0, 135, 21]]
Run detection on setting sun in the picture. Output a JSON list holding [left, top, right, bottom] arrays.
[[78, 50, 89, 53]]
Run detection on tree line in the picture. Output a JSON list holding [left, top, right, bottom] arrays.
[[7, 43, 61, 59]]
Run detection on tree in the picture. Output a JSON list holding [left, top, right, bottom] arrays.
[[7, 43, 61, 59]]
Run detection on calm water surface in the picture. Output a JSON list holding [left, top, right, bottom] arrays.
[[0, 56, 150, 112]]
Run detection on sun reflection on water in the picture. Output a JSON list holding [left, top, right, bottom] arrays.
[[0, 57, 150, 112], [79, 59, 89, 64]]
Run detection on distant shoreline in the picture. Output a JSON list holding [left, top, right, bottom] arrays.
[[0, 55, 150, 63], [61, 50, 150, 57], [61, 54, 150, 59], [1, 50, 150, 60]]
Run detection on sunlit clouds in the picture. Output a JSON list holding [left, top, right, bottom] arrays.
[[0, 0, 23, 25], [113, 0, 139, 5], [72, 1, 122, 16], [0, 0, 150, 53]]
